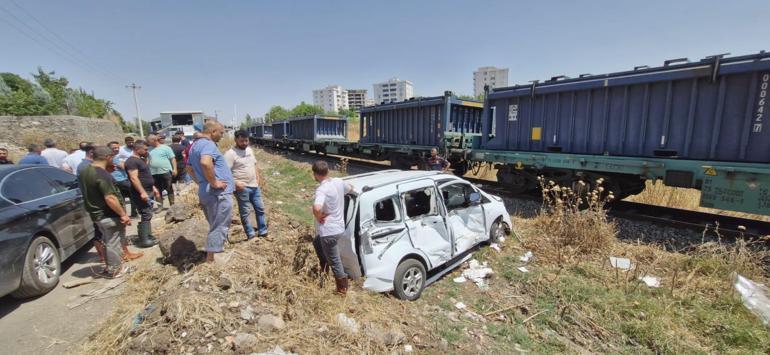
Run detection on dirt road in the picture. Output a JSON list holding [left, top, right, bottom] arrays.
[[0, 221, 161, 355]]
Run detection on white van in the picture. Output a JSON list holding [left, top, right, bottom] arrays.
[[336, 170, 511, 300]]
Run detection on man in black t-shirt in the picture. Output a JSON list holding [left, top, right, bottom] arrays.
[[79, 146, 132, 278], [125, 140, 159, 248]]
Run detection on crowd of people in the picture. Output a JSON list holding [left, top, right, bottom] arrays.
[[5, 121, 367, 296]]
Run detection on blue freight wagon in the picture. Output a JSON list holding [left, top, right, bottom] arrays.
[[249, 123, 272, 139], [361, 91, 483, 149], [475, 52, 770, 215], [288, 115, 348, 142], [359, 92, 483, 171], [481, 52, 770, 163], [272, 120, 289, 140]]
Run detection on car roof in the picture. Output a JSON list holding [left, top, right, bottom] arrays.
[[0, 165, 62, 180], [342, 170, 461, 194]]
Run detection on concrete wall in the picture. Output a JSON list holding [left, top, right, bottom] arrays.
[[0, 115, 125, 155]]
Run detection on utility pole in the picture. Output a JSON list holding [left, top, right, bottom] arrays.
[[126, 83, 144, 137]]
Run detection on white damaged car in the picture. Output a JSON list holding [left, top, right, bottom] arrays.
[[337, 170, 511, 300]]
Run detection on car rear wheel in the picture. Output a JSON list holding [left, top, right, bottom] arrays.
[[490, 218, 507, 243], [393, 259, 426, 301], [11, 235, 61, 299]]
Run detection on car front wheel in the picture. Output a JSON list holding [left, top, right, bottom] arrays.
[[393, 259, 426, 301], [490, 218, 507, 243], [11, 235, 61, 299]]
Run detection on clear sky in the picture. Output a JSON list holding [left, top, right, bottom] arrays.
[[2, 0, 769, 125]]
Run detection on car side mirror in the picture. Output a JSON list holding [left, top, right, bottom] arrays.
[[469, 192, 482, 205]]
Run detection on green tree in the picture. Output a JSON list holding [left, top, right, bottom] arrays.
[[457, 93, 485, 101], [240, 113, 256, 130], [265, 105, 290, 123], [337, 108, 358, 119], [289, 101, 325, 117], [0, 73, 49, 115], [32, 67, 68, 114]]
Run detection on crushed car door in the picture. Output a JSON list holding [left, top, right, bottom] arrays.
[[356, 188, 413, 292], [439, 181, 486, 254], [398, 179, 451, 268]]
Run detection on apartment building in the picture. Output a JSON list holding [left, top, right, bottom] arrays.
[[312, 85, 349, 113], [373, 78, 414, 104], [473, 66, 509, 97], [347, 89, 370, 110]]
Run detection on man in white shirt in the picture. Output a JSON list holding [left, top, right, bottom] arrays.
[[311, 160, 354, 295], [62, 141, 89, 175], [118, 136, 135, 163], [224, 130, 268, 239], [40, 138, 68, 168]]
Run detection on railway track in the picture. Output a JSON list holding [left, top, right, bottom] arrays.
[[263, 147, 770, 239]]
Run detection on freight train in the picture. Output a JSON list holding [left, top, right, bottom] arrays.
[[250, 52, 770, 216]]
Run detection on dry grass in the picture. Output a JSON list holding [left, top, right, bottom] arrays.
[[525, 177, 617, 264], [347, 119, 360, 142], [78, 151, 770, 354]]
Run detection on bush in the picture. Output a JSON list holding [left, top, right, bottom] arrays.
[[525, 177, 617, 264]]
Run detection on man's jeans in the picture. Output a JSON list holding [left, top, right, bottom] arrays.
[[200, 193, 233, 253], [235, 186, 268, 238], [313, 233, 347, 279]]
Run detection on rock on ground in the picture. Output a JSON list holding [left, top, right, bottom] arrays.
[[158, 218, 208, 267], [233, 333, 258, 351], [164, 204, 192, 223], [257, 314, 286, 331]]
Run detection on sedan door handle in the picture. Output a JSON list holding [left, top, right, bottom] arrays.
[[36, 205, 50, 212]]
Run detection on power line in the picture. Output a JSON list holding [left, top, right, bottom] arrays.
[[0, 3, 121, 84], [6, 0, 127, 83]]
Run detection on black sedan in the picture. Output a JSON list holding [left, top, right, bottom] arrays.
[[0, 165, 94, 298]]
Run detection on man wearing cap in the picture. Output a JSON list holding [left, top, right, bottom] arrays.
[[41, 139, 67, 168]]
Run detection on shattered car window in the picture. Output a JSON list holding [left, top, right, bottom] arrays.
[[375, 198, 399, 222], [404, 188, 436, 218]]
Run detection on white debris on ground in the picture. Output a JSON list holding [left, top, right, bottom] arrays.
[[609, 256, 633, 270], [519, 251, 533, 263], [404, 344, 414, 353], [490, 243, 501, 252], [517, 266, 529, 273], [335, 313, 360, 334], [453, 276, 467, 283], [461, 259, 494, 290], [734, 274, 770, 325], [639, 275, 661, 288], [454, 302, 467, 310], [253, 345, 297, 355]]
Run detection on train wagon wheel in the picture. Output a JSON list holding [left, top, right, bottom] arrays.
[[496, 169, 532, 194], [452, 160, 468, 177]]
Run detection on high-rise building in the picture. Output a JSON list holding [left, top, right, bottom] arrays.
[[347, 89, 370, 110], [312, 85, 349, 113], [473, 66, 509, 97], [373, 78, 414, 104]]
